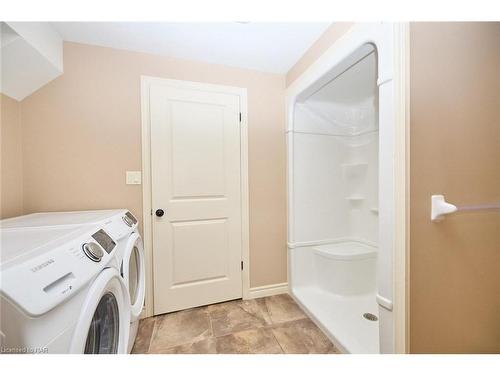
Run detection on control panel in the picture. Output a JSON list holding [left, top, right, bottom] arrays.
[[91, 229, 116, 253], [1, 227, 117, 317]]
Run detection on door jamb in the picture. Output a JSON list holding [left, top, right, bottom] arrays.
[[140, 76, 250, 317], [394, 22, 411, 354]]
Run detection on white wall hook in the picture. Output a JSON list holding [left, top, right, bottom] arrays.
[[431, 195, 458, 222]]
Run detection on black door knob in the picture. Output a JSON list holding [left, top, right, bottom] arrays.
[[155, 209, 165, 217]]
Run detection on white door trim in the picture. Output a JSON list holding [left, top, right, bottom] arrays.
[[393, 22, 410, 354], [140, 76, 250, 317]]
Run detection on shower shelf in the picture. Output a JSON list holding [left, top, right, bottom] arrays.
[[341, 162, 368, 168], [345, 196, 365, 202], [370, 207, 379, 214], [342, 163, 368, 179], [342, 163, 368, 169]]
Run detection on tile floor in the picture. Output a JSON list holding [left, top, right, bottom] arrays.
[[132, 293, 339, 354]]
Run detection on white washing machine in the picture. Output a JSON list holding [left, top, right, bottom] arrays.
[[0, 223, 131, 353], [1, 209, 146, 353]]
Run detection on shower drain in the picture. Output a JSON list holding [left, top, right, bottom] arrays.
[[363, 313, 378, 321]]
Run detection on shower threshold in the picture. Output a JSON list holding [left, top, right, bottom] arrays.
[[290, 286, 379, 354]]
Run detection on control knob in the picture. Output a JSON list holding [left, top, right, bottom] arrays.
[[82, 242, 104, 262]]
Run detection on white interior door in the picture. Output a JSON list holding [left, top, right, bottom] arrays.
[[150, 80, 243, 314]]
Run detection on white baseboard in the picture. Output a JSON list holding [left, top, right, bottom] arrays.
[[247, 282, 289, 299], [138, 306, 148, 320]]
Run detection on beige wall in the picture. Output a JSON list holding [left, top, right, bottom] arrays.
[[410, 22, 500, 353], [1, 94, 23, 219], [20, 42, 287, 288], [286, 22, 353, 87]]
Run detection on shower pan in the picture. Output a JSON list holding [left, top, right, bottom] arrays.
[[286, 23, 407, 354]]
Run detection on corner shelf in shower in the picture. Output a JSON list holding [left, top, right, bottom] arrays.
[[342, 162, 368, 179], [370, 207, 379, 215], [345, 196, 365, 203]]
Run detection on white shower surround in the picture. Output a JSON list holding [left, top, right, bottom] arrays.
[[286, 23, 408, 354]]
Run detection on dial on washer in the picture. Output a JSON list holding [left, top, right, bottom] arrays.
[[82, 242, 104, 262], [122, 215, 134, 227]]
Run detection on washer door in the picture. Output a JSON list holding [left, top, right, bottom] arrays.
[[70, 268, 130, 354], [121, 233, 145, 322]]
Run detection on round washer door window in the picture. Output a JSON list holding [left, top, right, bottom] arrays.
[[84, 292, 120, 354], [128, 246, 140, 304]]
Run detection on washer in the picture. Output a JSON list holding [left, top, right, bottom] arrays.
[[1, 209, 146, 353], [0, 223, 131, 353]]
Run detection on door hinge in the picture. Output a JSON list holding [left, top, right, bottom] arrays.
[[239, 112, 242, 122], [241, 261, 244, 270]]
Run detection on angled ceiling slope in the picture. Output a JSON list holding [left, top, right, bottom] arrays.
[[51, 22, 331, 74], [1, 22, 63, 101]]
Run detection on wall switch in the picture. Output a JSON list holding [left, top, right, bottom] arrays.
[[126, 171, 142, 185]]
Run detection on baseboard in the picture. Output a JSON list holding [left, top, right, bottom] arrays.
[[247, 282, 289, 299]]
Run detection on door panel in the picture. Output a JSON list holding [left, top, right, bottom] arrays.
[[171, 219, 228, 285], [170, 101, 226, 198], [150, 82, 242, 314]]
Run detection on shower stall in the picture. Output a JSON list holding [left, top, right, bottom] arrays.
[[286, 24, 406, 354]]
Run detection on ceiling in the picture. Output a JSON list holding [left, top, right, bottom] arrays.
[[51, 22, 331, 74]]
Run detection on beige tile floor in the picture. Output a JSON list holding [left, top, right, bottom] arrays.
[[132, 294, 339, 354]]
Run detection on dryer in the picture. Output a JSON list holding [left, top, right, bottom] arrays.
[[0, 223, 131, 353], [1, 209, 146, 353]]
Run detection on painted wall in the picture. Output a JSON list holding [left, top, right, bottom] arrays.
[[410, 22, 500, 353], [0, 94, 23, 219], [286, 22, 353, 87], [20, 42, 287, 288]]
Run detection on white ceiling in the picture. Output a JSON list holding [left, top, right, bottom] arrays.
[[50, 22, 331, 74]]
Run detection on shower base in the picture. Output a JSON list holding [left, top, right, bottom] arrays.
[[291, 286, 379, 353]]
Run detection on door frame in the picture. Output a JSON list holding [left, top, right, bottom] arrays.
[[140, 76, 250, 318]]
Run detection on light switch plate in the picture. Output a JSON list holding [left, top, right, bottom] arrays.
[[126, 171, 142, 185]]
